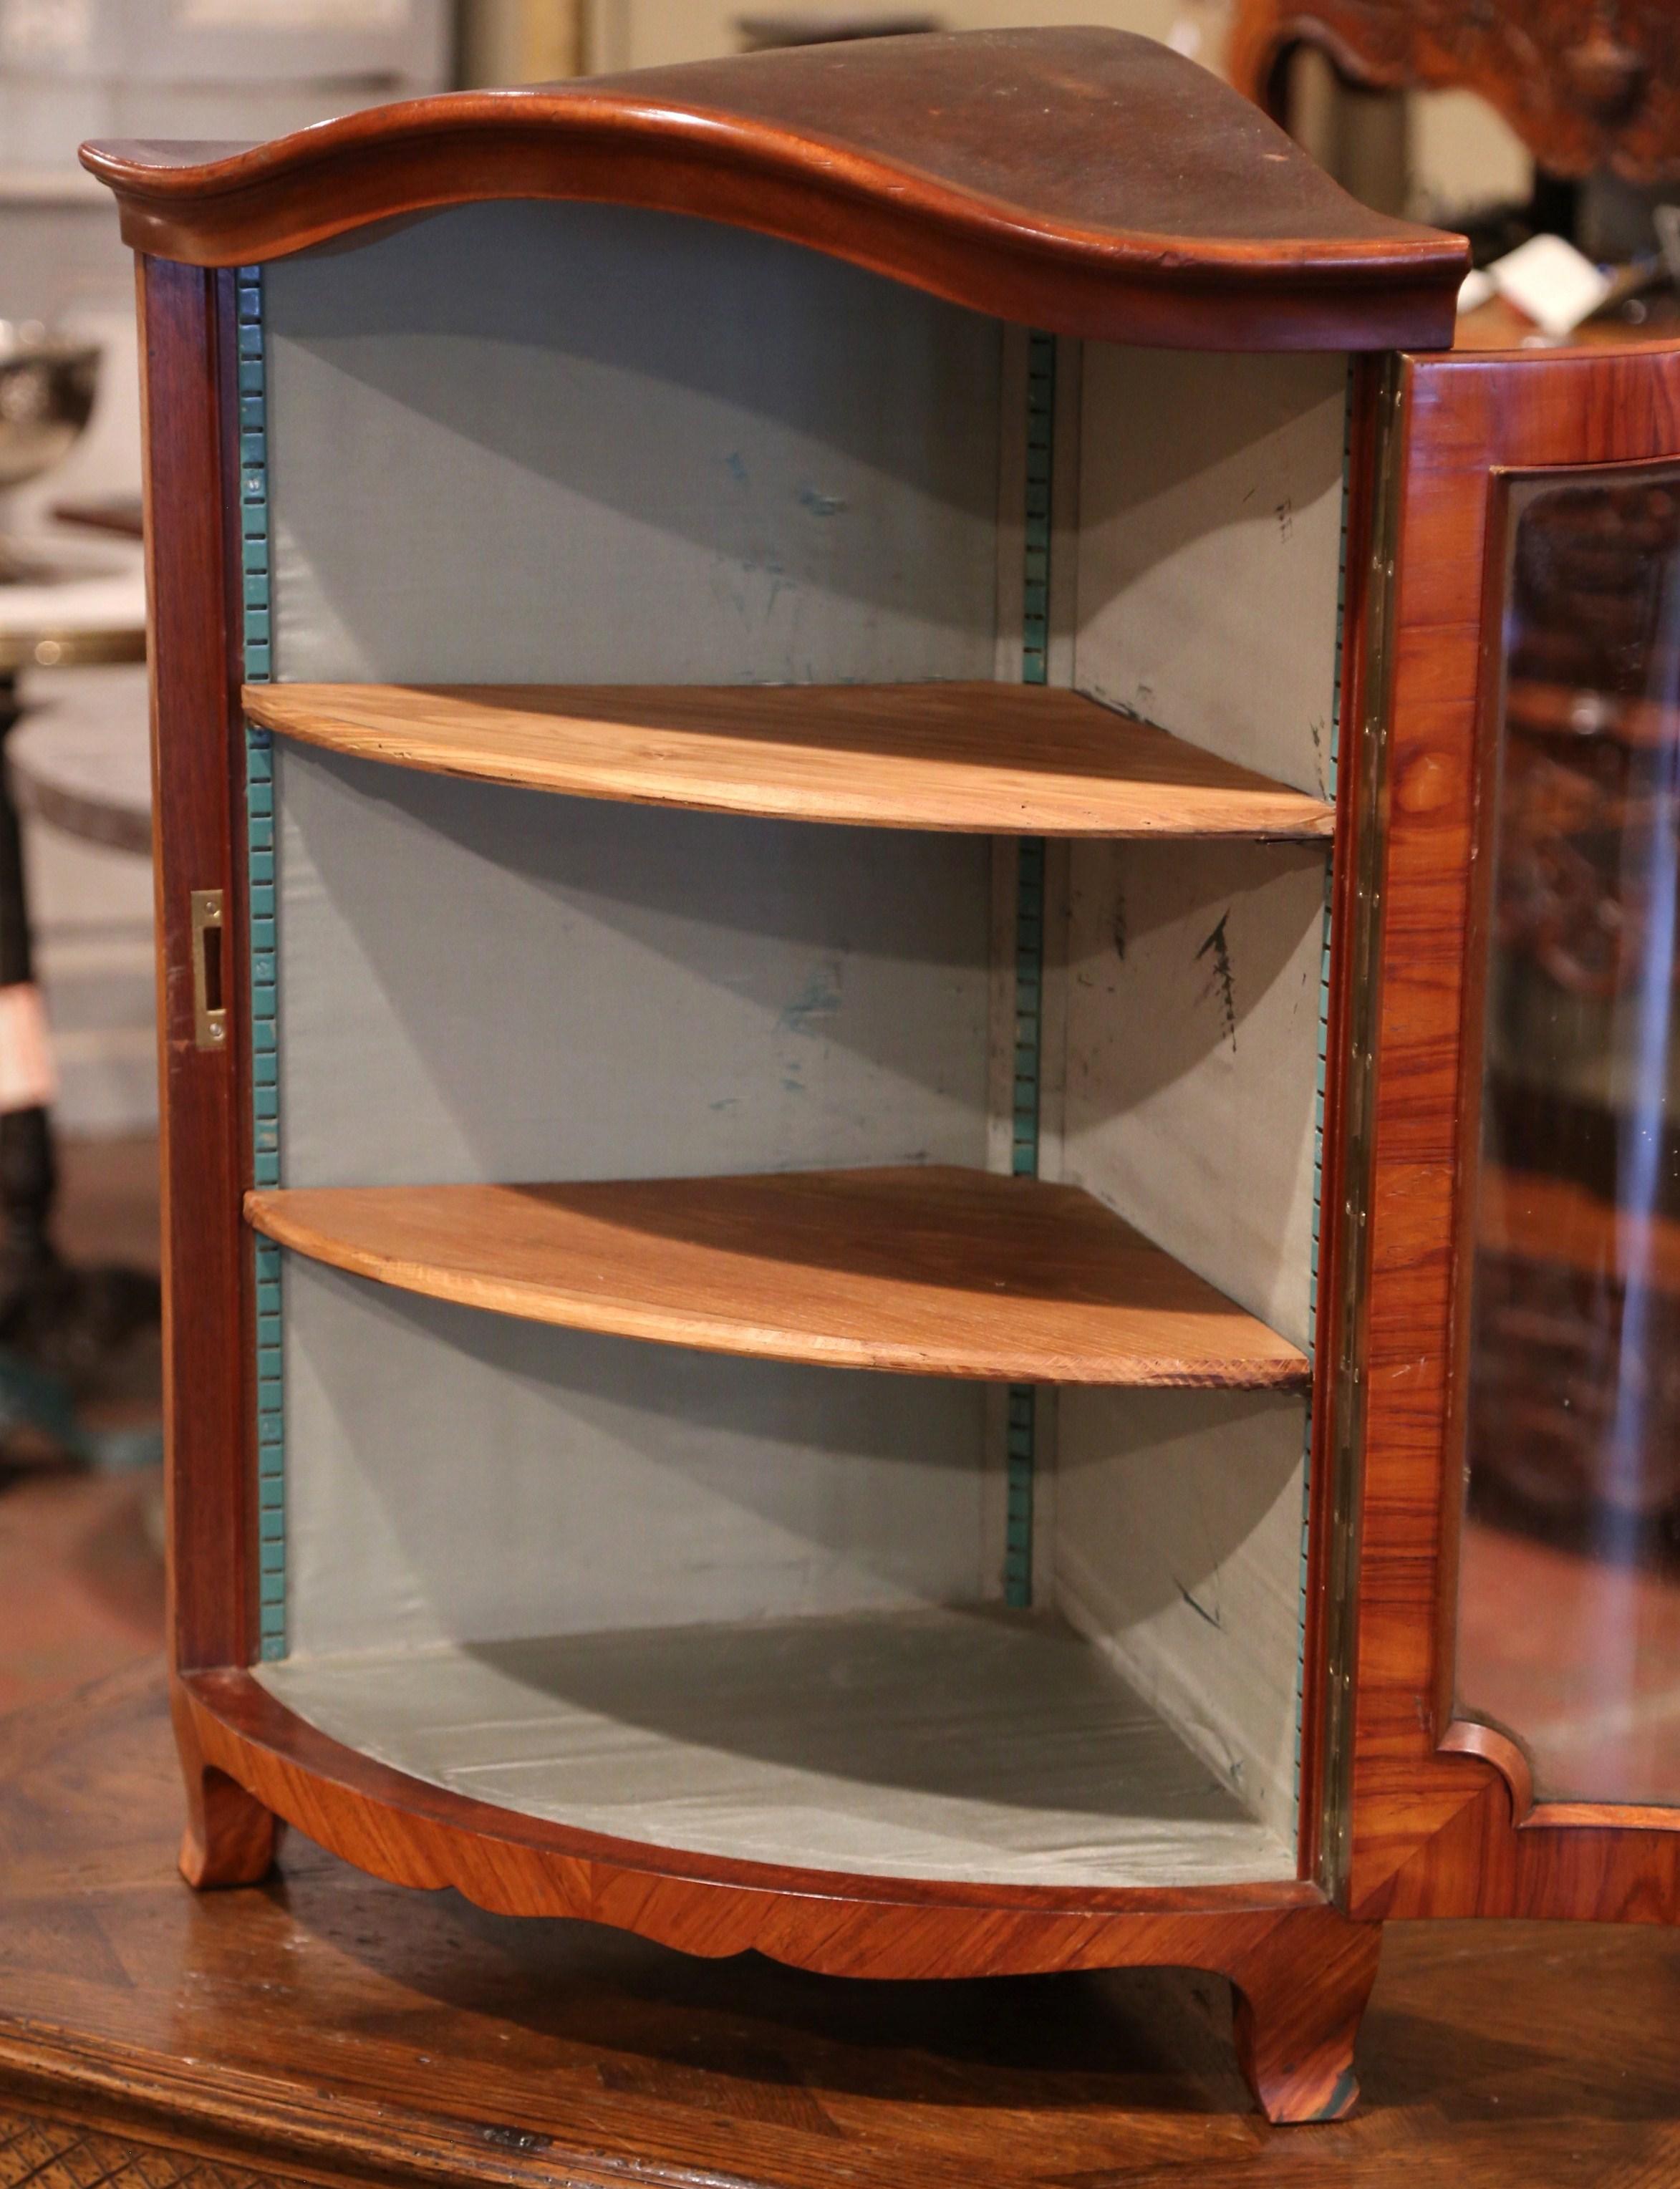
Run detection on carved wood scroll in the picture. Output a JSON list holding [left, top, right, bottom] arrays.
[[1229, 1, 1680, 183]]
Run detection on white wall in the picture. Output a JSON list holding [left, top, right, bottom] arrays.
[[585, 0, 1221, 75], [0, 0, 455, 1139], [0, 0, 452, 178], [1411, 90, 1531, 222]]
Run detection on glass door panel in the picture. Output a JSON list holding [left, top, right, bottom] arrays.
[[1459, 462, 1680, 1808]]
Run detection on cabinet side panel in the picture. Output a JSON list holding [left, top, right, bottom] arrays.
[[274, 745, 992, 1188], [1061, 838, 1326, 1351], [263, 202, 1000, 687], [140, 257, 254, 1673], [1054, 1388, 1308, 1848], [1075, 348, 1346, 798], [284, 1260, 988, 1653]]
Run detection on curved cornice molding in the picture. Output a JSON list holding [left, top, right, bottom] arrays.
[[82, 29, 1466, 351]]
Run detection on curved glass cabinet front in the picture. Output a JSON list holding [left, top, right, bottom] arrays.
[[1459, 461, 1680, 1809]]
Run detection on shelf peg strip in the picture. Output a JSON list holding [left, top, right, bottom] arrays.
[[240, 264, 286, 1663], [1006, 330, 1056, 1608]]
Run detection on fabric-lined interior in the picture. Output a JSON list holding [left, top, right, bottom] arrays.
[[254, 200, 1350, 1886], [257, 1605, 1293, 1886]]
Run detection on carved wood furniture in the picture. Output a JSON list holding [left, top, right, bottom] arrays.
[[1228, 0, 1680, 183], [82, 24, 1680, 2130]]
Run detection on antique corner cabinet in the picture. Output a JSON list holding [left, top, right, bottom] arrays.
[[81, 25, 1680, 2127]]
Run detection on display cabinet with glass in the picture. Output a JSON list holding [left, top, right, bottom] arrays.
[[85, 26, 1680, 2131]]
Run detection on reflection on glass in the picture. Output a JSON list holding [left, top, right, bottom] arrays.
[[1459, 464, 1680, 1808]]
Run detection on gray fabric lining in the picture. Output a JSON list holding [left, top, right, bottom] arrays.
[[1074, 344, 1348, 798], [260, 1603, 1293, 1885], [284, 1260, 990, 1658], [276, 741, 994, 1190], [253, 204, 1330, 1883], [266, 201, 1002, 689]]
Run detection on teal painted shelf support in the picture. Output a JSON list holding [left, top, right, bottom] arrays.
[[1294, 366, 1353, 1798], [1005, 331, 1056, 1610], [239, 265, 286, 1663]]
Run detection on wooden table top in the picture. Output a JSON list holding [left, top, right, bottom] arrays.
[[1, 1662, 1676, 2187]]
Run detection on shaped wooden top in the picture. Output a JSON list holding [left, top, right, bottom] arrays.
[[81, 27, 1465, 350]]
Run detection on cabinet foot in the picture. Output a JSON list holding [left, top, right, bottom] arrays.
[[1225, 1909, 1381, 2123], [178, 1751, 279, 1890]]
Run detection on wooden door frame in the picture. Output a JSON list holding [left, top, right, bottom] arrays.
[[1348, 340, 1680, 1922], [140, 255, 257, 1686]]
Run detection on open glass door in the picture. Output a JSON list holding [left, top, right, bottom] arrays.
[[1459, 462, 1680, 1815], [1345, 344, 1680, 1920]]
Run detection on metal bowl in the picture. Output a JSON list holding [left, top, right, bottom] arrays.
[[0, 322, 100, 493]]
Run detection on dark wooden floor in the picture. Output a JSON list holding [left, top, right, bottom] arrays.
[[1, 1663, 1679, 2189]]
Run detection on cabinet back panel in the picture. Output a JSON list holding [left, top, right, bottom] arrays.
[[1074, 347, 1347, 798], [1053, 1386, 1307, 1850], [284, 1260, 989, 1656], [264, 202, 1001, 687], [275, 744, 993, 1189], [1061, 838, 1326, 1352]]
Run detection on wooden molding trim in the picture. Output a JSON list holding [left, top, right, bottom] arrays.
[[1441, 1719, 1680, 1837], [1439, 1719, 1535, 1820], [80, 29, 1465, 350]]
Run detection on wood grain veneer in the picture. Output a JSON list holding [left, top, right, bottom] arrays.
[[240, 682, 1337, 839], [245, 1166, 1310, 1389], [79, 29, 1466, 350]]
